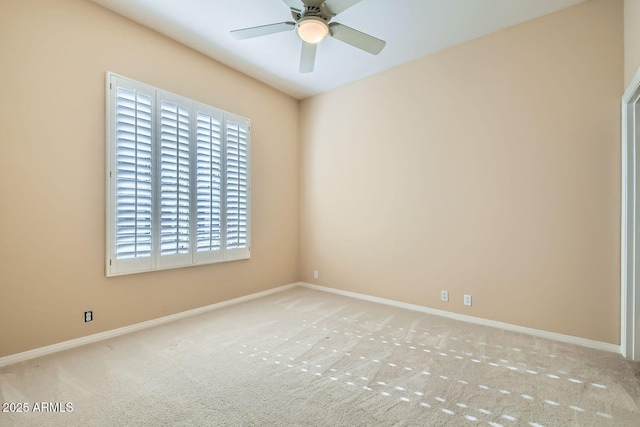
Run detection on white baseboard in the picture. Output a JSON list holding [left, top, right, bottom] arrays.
[[299, 283, 621, 354], [1, 281, 620, 368], [0, 283, 298, 368]]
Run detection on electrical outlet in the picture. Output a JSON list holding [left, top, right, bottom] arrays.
[[313, 270, 319, 279], [464, 295, 472, 307], [440, 290, 449, 302], [84, 311, 93, 322]]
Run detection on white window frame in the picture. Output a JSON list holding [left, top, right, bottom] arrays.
[[106, 72, 251, 276]]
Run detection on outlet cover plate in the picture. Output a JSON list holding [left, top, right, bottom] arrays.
[[464, 295, 472, 306], [440, 290, 449, 302]]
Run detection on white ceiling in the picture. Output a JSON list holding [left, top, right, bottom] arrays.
[[89, 0, 586, 99]]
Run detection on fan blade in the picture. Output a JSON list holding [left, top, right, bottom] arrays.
[[324, 0, 363, 15], [328, 23, 385, 55], [230, 22, 296, 40], [281, 0, 303, 12], [300, 41, 317, 73]]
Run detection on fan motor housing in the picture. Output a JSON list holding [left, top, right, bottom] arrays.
[[292, 4, 332, 23]]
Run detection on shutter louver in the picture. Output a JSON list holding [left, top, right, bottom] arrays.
[[159, 101, 190, 256], [115, 87, 153, 260], [196, 112, 222, 253], [226, 121, 249, 250]]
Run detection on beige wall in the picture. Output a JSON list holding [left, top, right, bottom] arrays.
[[625, 0, 640, 86], [300, 0, 623, 344], [0, 0, 299, 357]]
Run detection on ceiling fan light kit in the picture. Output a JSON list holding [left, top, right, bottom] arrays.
[[230, 0, 386, 73], [297, 17, 329, 44]]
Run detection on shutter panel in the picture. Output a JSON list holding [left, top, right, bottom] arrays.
[[159, 100, 191, 257], [115, 87, 153, 260], [195, 110, 223, 262], [225, 119, 250, 258]]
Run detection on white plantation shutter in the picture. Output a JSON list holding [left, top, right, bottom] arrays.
[[225, 117, 250, 260], [112, 83, 154, 272], [195, 108, 224, 263], [157, 97, 192, 268], [107, 73, 250, 276]]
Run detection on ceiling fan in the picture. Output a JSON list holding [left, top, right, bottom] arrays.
[[230, 0, 386, 73]]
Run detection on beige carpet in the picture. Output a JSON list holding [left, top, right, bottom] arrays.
[[1, 287, 639, 426]]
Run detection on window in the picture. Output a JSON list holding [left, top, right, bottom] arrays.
[[106, 73, 250, 276]]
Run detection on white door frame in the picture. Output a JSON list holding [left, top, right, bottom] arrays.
[[621, 67, 640, 361]]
